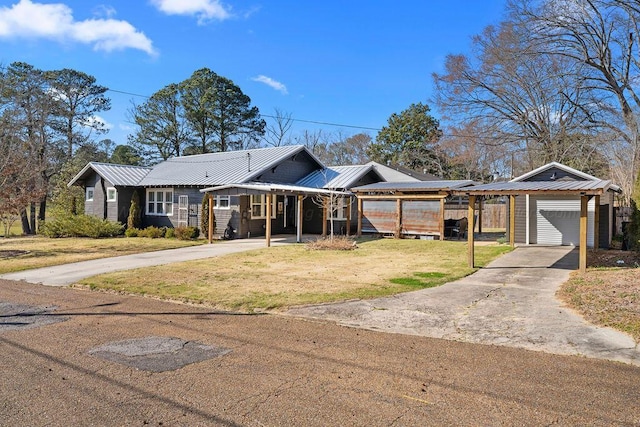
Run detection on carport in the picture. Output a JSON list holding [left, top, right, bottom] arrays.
[[200, 183, 352, 246], [455, 179, 621, 272]]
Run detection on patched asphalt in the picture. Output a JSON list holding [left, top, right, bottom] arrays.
[[1, 279, 640, 426]]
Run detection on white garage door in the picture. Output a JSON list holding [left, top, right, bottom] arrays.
[[533, 196, 594, 247]]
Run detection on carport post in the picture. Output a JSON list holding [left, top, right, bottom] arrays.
[[357, 197, 363, 237], [509, 195, 516, 248], [468, 195, 476, 268], [266, 193, 272, 247], [594, 195, 600, 251], [478, 197, 483, 234], [579, 195, 588, 272], [346, 196, 352, 236], [297, 195, 303, 243]]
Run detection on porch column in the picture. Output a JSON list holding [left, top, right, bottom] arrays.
[[395, 198, 402, 238], [266, 193, 272, 247], [208, 194, 214, 244], [357, 197, 363, 237], [468, 195, 476, 268], [579, 195, 588, 272], [346, 197, 351, 236], [297, 195, 303, 243], [594, 195, 600, 251], [439, 197, 445, 241], [509, 195, 516, 248], [478, 196, 483, 234], [322, 197, 327, 237]]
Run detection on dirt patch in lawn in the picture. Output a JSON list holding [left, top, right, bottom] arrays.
[[0, 250, 30, 259]]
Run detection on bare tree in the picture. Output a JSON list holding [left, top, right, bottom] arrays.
[[264, 108, 293, 147], [433, 19, 602, 176], [512, 0, 640, 200]]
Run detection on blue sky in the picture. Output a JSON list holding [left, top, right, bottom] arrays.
[[0, 0, 507, 147]]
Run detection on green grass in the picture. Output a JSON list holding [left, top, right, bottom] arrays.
[[79, 238, 512, 312]]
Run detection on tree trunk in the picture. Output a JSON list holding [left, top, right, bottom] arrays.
[[20, 208, 31, 235], [38, 195, 47, 226], [29, 202, 37, 234]]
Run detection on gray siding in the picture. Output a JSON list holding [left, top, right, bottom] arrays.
[[255, 151, 320, 184], [523, 167, 584, 182]]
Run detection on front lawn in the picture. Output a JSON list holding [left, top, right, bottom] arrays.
[[78, 239, 511, 312], [0, 236, 205, 274], [559, 250, 640, 342]]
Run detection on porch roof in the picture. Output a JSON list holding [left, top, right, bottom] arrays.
[[200, 182, 352, 197]]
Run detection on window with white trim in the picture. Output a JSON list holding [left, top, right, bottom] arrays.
[[215, 195, 230, 209], [146, 188, 173, 216], [329, 197, 350, 220], [250, 194, 276, 219], [86, 187, 94, 201], [106, 187, 117, 202]]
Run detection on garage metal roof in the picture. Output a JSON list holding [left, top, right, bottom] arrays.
[[67, 162, 152, 187], [453, 179, 619, 196]]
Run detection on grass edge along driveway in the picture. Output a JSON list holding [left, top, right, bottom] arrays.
[[0, 236, 204, 274], [78, 239, 512, 312]]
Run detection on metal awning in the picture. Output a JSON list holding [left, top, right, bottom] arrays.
[[200, 182, 352, 197]]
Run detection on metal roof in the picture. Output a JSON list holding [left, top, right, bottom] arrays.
[[295, 165, 379, 189], [67, 162, 152, 187], [351, 180, 475, 193], [511, 161, 598, 182], [200, 182, 352, 196], [453, 179, 619, 196], [138, 145, 320, 187], [366, 162, 437, 181]]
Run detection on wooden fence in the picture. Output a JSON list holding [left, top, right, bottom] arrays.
[[444, 203, 506, 230]]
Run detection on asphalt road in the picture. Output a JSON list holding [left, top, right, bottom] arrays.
[[1, 279, 640, 426]]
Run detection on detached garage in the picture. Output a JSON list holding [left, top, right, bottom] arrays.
[[456, 162, 622, 272]]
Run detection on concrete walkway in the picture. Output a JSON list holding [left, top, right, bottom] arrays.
[[287, 246, 640, 366], [0, 237, 290, 286]]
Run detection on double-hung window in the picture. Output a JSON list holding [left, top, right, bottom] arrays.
[[250, 194, 276, 219], [329, 197, 350, 220], [106, 187, 117, 202], [214, 195, 230, 209], [147, 188, 173, 216], [86, 187, 94, 201]]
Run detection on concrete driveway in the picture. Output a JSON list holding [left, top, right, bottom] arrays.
[[0, 237, 289, 286], [287, 246, 640, 366]]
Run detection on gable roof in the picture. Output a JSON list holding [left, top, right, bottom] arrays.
[[366, 162, 433, 182], [511, 162, 598, 182], [138, 145, 322, 187], [67, 162, 152, 187], [295, 164, 383, 189]]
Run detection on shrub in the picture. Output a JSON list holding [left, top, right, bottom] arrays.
[[39, 215, 124, 238], [125, 227, 140, 237], [306, 236, 357, 251], [164, 227, 176, 238], [127, 190, 141, 229], [141, 226, 165, 239], [175, 226, 199, 240]]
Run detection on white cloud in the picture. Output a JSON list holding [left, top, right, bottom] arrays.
[[150, 0, 231, 24], [0, 0, 156, 55], [252, 75, 288, 95]]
